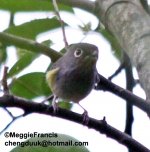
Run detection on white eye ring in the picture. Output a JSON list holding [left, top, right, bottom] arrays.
[[74, 48, 83, 57]]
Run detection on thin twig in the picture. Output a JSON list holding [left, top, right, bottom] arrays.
[[3, 107, 14, 118], [1, 66, 9, 95], [53, 0, 68, 47], [108, 62, 124, 80], [0, 114, 24, 135]]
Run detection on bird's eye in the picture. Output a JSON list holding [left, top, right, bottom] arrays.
[[74, 48, 83, 58]]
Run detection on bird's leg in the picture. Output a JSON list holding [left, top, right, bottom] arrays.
[[52, 95, 58, 114], [41, 94, 54, 103], [78, 103, 89, 125], [43, 95, 58, 114]]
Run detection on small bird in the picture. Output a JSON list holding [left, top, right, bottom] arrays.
[[46, 43, 99, 123]]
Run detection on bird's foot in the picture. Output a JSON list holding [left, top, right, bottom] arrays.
[[82, 110, 89, 125], [52, 100, 59, 115]]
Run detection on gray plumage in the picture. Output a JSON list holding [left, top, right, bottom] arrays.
[[47, 43, 99, 103]]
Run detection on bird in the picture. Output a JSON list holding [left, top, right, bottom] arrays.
[[46, 43, 99, 123]]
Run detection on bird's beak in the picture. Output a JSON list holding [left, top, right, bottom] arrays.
[[92, 50, 98, 61]]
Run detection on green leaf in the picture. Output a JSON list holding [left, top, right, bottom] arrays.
[[0, 0, 73, 13], [10, 72, 51, 99], [58, 101, 72, 110], [16, 48, 33, 59], [10, 133, 89, 152], [8, 52, 38, 78], [5, 18, 63, 39], [41, 39, 53, 47]]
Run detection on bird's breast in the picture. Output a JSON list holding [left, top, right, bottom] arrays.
[[53, 67, 96, 102]]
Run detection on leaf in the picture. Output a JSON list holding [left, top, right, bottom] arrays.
[[16, 48, 33, 59], [10, 72, 51, 99], [5, 18, 64, 39], [10, 133, 89, 152], [41, 39, 53, 47], [8, 52, 38, 78], [0, 0, 73, 13], [58, 101, 72, 110]]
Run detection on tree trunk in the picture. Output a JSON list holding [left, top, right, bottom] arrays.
[[95, 0, 150, 100]]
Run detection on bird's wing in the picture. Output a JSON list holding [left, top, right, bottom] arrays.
[[46, 68, 60, 89]]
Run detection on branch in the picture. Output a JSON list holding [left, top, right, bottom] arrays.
[[108, 53, 135, 143], [96, 74, 150, 117], [0, 32, 62, 62], [1, 66, 9, 95], [53, 0, 68, 47], [123, 53, 134, 137], [108, 62, 124, 80], [0, 95, 149, 152]]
